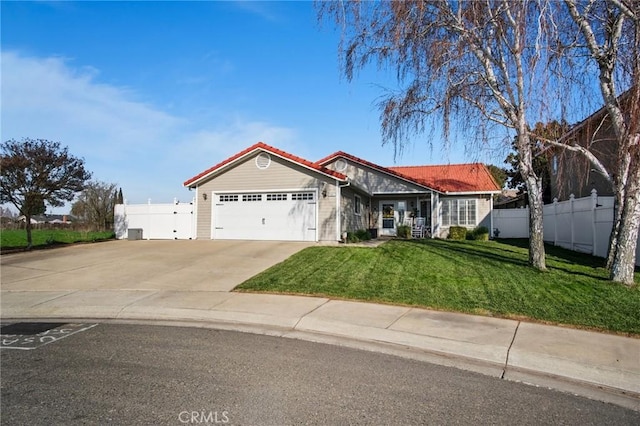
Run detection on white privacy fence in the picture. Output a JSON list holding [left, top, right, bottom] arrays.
[[114, 199, 196, 240], [492, 190, 640, 266]]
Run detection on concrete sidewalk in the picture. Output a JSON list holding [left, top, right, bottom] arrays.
[[2, 289, 638, 411]]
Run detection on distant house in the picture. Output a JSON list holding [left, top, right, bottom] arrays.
[[17, 214, 72, 225], [547, 90, 633, 201], [183, 142, 501, 242], [493, 190, 528, 209]]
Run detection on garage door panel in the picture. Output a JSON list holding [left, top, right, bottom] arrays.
[[213, 192, 316, 241]]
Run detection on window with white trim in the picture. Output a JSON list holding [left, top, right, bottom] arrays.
[[354, 195, 361, 215], [292, 192, 314, 201], [266, 193, 287, 201], [219, 195, 239, 202], [242, 194, 262, 202], [442, 199, 477, 226]]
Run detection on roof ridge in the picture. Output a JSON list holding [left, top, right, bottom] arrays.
[[388, 162, 485, 168], [184, 142, 346, 187]]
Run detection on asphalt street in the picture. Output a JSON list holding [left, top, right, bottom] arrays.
[[1, 323, 638, 425]]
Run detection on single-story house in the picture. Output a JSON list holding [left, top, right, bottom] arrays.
[[183, 142, 501, 242]]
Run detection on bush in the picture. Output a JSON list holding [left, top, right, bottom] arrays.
[[465, 226, 490, 241], [471, 226, 490, 241], [346, 229, 372, 243], [396, 225, 412, 239], [448, 226, 467, 240]]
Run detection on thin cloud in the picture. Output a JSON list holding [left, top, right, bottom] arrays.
[[1, 50, 298, 207], [230, 0, 283, 22]]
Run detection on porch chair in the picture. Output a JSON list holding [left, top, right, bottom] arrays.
[[412, 217, 426, 239]]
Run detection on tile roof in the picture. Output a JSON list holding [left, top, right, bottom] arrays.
[[183, 142, 347, 187], [315, 151, 450, 191], [388, 163, 501, 193], [317, 152, 500, 193]]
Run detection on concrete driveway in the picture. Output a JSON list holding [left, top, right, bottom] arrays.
[[0, 240, 313, 292]]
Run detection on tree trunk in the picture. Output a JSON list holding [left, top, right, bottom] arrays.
[[515, 125, 547, 271], [610, 154, 640, 286], [25, 213, 33, 250], [606, 184, 624, 270], [526, 175, 547, 270], [516, 132, 547, 271]]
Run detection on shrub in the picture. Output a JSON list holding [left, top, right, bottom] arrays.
[[448, 226, 467, 240], [355, 229, 371, 241], [396, 225, 412, 239], [346, 229, 372, 243], [471, 226, 490, 241]]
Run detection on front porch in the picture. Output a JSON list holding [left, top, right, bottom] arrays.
[[366, 193, 438, 238]]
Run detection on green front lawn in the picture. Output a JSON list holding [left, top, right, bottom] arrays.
[[0, 229, 115, 250], [237, 239, 640, 335]]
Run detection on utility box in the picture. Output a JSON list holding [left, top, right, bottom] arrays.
[[127, 228, 143, 240]]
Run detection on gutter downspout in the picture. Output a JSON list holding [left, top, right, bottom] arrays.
[[490, 194, 494, 240], [336, 180, 351, 241]]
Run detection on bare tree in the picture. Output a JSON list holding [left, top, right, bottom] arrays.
[[536, 0, 639, 285], [71, 181, 118, 231], [0, 138, 91, 248], [566, 0, 639, 285], [319, 0, 552, 270]]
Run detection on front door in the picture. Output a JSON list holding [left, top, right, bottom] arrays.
[[420, 199, 431, 230], [380, 202, 397, 236]]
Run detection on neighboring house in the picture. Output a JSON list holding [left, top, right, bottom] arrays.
[[546, 90, 633, 201], [493, 190, 528, 210], [16, 214, 72, 224], [183, 142, 501, 242]]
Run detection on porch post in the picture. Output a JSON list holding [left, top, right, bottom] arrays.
[[431, 191, 438, 238], [336, 181, 341, 242], [490, 194, 494, 239]]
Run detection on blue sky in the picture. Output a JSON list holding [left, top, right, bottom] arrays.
[[2, 1, 508, 213]]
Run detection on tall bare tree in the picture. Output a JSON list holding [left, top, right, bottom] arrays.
[[566, 0, 639, 285], [0, 138, 91, 248], [536, 0, 639, 285], [319, 0, 552, 270], [71, 181, 118, 231]]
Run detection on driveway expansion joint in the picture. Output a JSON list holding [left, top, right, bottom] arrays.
[[501, 321, 521, 379], [292, 298, 331, 330]]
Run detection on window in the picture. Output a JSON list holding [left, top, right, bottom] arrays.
[[266, 193, 287, 201], [255, 153, 271, 169], [242, 194, 262, 202], [292, 192, 314, 201], [442, 199, 476, 226], [219, 195, 239, 202], [354, 195, 361, 215]]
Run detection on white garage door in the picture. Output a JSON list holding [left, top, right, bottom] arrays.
[[213, 191, 317, 241]]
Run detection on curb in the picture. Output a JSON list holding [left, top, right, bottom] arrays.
[[3, 314, 638, 412]]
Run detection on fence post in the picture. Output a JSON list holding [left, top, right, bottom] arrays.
[[569, 194, 575, 250], [147, 198, 152, 240], [553, 198, 558, 246], [591, 189, 598, 256]]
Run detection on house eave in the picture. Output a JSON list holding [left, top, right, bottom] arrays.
[[444, 190, 501, 196], [318, 152, 446, 194], [184, 144, 347, 188]]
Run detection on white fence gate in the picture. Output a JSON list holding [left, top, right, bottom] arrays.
[[114, 199, 195, 240], [492, 190, 640, 266]]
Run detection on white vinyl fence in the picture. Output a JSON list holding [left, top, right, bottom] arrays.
[[114, 199, 196, 240], [492, 189, 640, 266]]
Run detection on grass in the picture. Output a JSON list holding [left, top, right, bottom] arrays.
[[0, 229, 115, 250], [237, 239, 640, 335]]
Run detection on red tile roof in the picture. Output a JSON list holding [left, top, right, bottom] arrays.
[[317, 151, 500, 193], [183, 142, 347, 187], [388, 163, 501, 193], [315, 151, 451, 191]]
